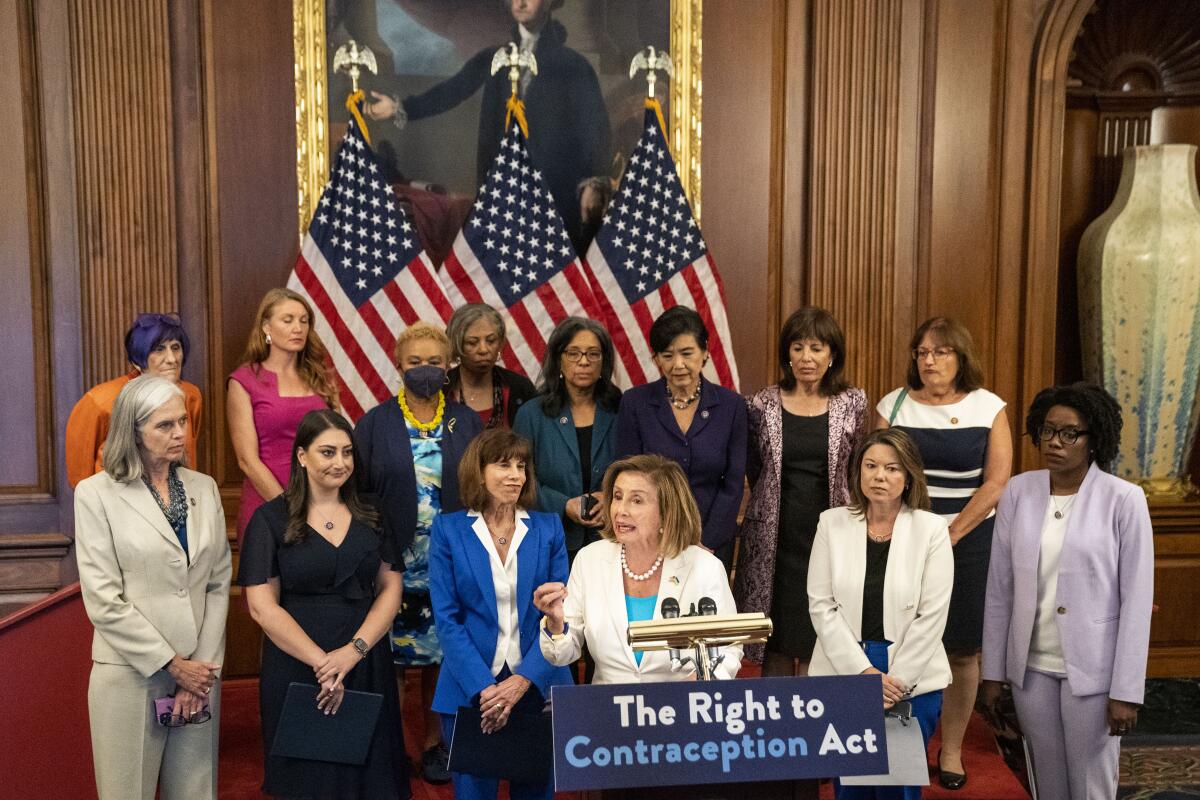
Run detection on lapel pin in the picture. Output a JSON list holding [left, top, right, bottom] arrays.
[[669, 575, 679, 585], [189, 497, 196, 507], [560, 416, 568, 425], [447, 417, 456, 433], [700, 410, 710, 419]]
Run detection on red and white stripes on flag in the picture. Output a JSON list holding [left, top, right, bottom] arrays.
[[583, 100, 740, 390], [287, 115, 453, 420], [437, 121, 601, 379]]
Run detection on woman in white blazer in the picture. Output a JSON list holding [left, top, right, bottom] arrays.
[[534, 454, 741, 684], [74, 376, 231, 800], [808, 428, 953, 800]]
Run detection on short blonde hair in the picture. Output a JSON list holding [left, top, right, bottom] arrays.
[[393, 321, 451, 365], [598, 455, 701, 558]]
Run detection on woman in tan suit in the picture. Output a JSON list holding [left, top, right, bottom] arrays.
[[74, 375, 232, 799]]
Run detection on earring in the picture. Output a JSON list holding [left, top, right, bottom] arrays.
[[265, 332, 272, 345]]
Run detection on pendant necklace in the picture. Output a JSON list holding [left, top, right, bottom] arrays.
[[1051, 494, 1075, 520], [312, 507, 336, 531]]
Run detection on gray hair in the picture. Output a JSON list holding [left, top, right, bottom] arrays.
[[446, 303, 506, 362], [102, 375, 186, 483]]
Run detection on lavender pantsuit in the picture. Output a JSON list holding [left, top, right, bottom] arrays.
[[733, 385, 866, 663], [983, 463, 1154, 800]]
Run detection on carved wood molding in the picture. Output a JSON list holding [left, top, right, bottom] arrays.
[[0, 533, 71, 594], [1068, 0, 1200, 102], [804, 0, 927, 405], [67, 0, 179, 386]]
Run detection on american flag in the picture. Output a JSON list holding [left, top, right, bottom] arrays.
[[584, 103, 740, 390], [288, 115, 453, 420], [439, 123, 600, 378]]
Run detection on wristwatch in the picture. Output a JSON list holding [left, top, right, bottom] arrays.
[[351, 637, 369, 658], [540, 617, 569, 641]]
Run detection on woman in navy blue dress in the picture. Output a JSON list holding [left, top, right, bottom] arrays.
[[876, 316, 1012, 790], [616, 306, 747, 572]]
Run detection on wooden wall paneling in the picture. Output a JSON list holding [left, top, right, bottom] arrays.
[[169, 0, 215, 475], [67, 0, 179, 387], [0, 0, 51, 496], [1019, 0, 1093, 471], [805, 0, 929, 407], [774, 0, 809, 344], [206, 0, 300, 495], [700, 0, 778, 392], [926, 0, 1007, 391]]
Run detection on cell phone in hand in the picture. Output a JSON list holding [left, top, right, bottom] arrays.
[[579, 493, 596, 521]]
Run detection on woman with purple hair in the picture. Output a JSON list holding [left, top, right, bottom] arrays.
[[66, 313, 203, 489]]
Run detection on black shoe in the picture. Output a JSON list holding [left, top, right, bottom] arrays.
[[422, 743, 451, 784], [937, 748, 967, 790]]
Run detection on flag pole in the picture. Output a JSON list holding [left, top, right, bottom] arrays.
[[333, 40, 379, 144]]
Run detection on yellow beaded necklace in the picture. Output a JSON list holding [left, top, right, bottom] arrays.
[[397, 390, 445, 438]]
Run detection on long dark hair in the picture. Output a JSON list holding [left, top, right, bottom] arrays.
[[537, 316, 622, 415], [284, 409, 378, 544]]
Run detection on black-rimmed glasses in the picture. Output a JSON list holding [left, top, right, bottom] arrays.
[[159, 707, 212, 728], [563, 348, 603, 363], [1037, 425, 1089, 445]]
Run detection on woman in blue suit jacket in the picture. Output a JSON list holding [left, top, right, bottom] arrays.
[[514, 317, 621, 562], [617, 306, 747, 570], [353, 322, 483, 781], [429, 428, 571, 800]]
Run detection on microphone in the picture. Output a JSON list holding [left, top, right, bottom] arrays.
[[697, 596, 724, 669], [660, 597, 685, 671]]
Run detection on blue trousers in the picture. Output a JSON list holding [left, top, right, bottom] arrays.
[[835, 641, 943, 800], [439, 665, 552, 800]]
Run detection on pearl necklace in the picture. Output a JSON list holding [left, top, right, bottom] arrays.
[[620, 546, 664, 581]]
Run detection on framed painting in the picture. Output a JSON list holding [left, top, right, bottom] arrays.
[[293, 0, 702, 252]]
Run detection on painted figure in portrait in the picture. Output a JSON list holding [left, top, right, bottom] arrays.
[[324, 0, 670, 259]]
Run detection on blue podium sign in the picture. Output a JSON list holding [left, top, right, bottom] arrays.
[[550, 675, 888, 791]]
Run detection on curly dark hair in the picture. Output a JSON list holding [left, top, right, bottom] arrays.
[[1024, 383, 1123, 471]]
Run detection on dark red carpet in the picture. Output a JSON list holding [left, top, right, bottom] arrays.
[[218, 673, 1027, 799]]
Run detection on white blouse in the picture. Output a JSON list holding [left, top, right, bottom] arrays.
[[1027, 495, 1074, 675], [470, 510, 529, 676]]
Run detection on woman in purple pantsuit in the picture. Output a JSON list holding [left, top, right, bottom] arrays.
[[982, 383, 1154, 800]]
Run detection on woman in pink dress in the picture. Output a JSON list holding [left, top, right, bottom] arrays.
[[227, 288, 337, 545]]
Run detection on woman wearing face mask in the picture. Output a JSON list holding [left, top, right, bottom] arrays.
[[616, 306, 748, 572], [66, 313, 203, 489], [354, 321, 483, 785], [228, 288, 337, 546]]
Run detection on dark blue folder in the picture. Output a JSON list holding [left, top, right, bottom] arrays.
[[269, 682, 383, 766], [448, 705, 553, 783]]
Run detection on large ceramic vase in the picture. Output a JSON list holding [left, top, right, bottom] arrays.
[[1078, 144, 1200, 499]]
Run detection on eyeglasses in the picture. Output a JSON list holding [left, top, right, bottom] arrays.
[[158, 707, 212, 728], [911, 347, 955, 361], [1037, 425, 1089, 445], [563, 348, 603, 363]]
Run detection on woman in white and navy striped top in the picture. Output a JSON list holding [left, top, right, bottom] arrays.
[[875, 316, 1012, 791]]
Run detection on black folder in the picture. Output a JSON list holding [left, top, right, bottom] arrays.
[[269, 682, 383, 766], [447, 705, 553, 783]]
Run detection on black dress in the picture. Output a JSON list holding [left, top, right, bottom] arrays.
[[767, 410, 830, 659], [238, 496, 410, 799]]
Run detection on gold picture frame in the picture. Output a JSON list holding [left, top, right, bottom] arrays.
[[292, 0, 702, 240]]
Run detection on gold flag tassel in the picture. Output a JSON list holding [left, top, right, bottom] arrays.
[[506, 93, 530, 139], [346, 89, 373, 146], [646, 97, 667, 135]]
